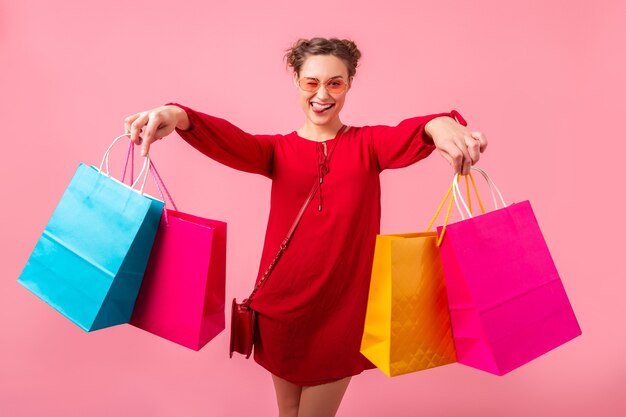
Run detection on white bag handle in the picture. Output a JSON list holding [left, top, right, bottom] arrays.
[[452, 166, 507, 219], [98, 134, 151, 194]]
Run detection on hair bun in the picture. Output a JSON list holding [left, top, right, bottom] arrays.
[[284, 37, 362, 77], [340, 39, 362, 61]]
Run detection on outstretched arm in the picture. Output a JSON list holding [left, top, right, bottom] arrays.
[[124, 104, 276, 178], [369, 111, 488, 174]]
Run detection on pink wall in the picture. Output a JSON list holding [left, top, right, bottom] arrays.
[[2, 0, 624, 416]]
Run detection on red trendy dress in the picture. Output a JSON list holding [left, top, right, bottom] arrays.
[[172, 103, 464, 386]]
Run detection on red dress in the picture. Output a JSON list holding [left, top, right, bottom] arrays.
[[172, 104, 461, 386]]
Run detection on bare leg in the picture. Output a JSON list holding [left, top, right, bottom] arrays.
[[297, 377, 351, 417], [272, 374, 302, 417]]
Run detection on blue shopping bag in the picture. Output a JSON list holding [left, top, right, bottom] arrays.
[[18, 135, 164, 331]]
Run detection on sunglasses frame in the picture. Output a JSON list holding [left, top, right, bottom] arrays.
[[297, 77, 350, 94]]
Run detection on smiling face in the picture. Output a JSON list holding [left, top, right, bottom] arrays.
[[294, 54, 351, 133]]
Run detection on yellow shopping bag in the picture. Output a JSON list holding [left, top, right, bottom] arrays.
[[360, 179, 483, 376]]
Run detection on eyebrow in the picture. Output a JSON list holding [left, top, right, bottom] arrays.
[[302, 75, 345, 80]]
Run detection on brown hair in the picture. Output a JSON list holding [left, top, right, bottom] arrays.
[[285, 37, 362, 78]]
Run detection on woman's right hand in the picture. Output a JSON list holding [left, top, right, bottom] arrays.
[[124, 105, 190, 156]]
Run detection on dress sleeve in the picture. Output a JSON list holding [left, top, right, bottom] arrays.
[[369, 110, 467, 172], [168, 103, 276, 178]]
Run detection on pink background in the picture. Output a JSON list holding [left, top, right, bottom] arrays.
[[2, 1, 624, 416]]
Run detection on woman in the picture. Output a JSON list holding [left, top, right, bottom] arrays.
[[124, 37, 487, 417]]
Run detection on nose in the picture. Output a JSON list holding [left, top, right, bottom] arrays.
[[315, 85, 331, 100]]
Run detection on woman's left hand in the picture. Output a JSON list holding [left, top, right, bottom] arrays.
[[425, 116, 488, 175]]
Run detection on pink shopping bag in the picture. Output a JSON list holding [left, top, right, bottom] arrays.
[[129, 162, 226, 351], [437, 168, 581, 375]]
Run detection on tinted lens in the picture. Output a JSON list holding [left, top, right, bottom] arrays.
[[299, 78, 320, 92], [325, 79, 348, 93]]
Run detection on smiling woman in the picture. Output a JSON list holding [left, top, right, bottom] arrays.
[[123, 36, 487, 417], [287, 38, 360, 141], [293, 54, 350, 140]]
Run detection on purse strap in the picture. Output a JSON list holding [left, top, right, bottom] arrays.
[[243, 125, 348, 306]]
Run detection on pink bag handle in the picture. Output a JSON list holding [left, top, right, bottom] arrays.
[[148, 160, 180, 225], [119, 137, 178, 224], [119, 139, 177, 212], [149, 160, 178, 211]]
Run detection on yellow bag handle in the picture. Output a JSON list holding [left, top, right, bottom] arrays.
[[465, 173, 486, 216], [453, 167, 507, 219], [426, 173, 485, 246]]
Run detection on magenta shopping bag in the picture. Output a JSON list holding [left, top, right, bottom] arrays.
[[129, 164, 226, 351], [437, 168, 581, 376]]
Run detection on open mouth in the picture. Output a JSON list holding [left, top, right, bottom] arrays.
[[310, 102, 335, 113]]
